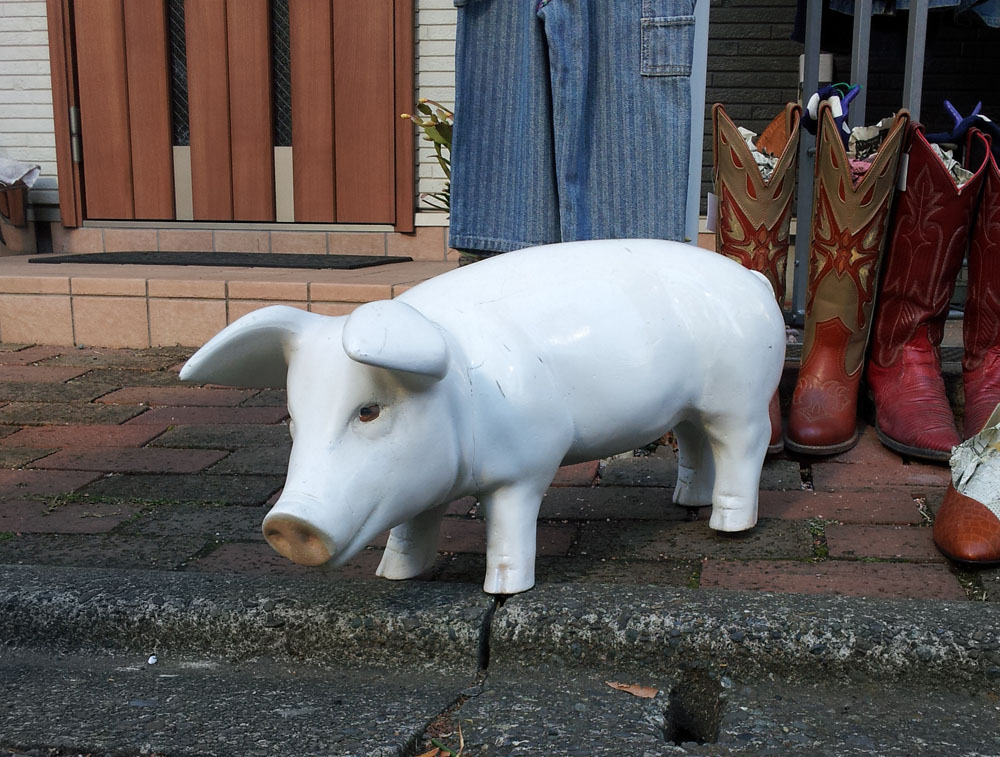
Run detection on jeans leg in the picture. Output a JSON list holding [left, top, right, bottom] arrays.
[[539, 0, 695, 242], [449, 0, 561, 253]]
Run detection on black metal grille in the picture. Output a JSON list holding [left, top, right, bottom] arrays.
[[168, 0, 189, 146], [271, 0, 292, 146]]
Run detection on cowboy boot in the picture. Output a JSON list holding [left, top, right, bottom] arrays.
[[712, 102, 801, 453], [785, 104, 910, 455], [964, 141, 1000, 437], [866, 126, 990, 461], [933, 401, 1000, 564]]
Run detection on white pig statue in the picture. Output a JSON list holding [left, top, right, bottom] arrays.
[[180, 239, 785, 594]]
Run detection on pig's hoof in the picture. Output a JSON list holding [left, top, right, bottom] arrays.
[[375, 548, 434, 580], [483, 564, 535, 595], [708, 499, 757, 532]]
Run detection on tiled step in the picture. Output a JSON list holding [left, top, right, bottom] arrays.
[[0, 253, 455, 348]]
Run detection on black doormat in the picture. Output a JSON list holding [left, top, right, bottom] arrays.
[[29, 251, 413, 270]]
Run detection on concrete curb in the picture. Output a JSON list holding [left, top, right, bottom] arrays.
[[494, 584, 1000, 683], [4, 565, 999, 684], [0, 565, 491, 673]]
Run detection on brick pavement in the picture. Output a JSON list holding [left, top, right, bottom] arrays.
[[0, 343, 991, 603]]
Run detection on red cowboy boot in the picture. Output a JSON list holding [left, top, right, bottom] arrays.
[[712, 103, 801, 453], [934, 402, 1000, 563], [786, 105, 910, 455], [964, 143, 1000, 437], [866, 127, 990, 461]]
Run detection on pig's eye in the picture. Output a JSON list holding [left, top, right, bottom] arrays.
[[359, 404, 381, 423]]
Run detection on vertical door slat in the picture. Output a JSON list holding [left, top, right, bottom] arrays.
[[74, 0, 134, 219], [333, 1, 395, 223], [393, 0, 415, 232], [124, 0, 174, 219], [186, 0, 233, 220], [289, 0, 336, 222], [227, 0, 274, 221]]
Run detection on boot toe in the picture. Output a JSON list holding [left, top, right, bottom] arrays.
[[933, 485, 1000, 564]]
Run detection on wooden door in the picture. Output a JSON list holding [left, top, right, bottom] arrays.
[[52, 0, 414, 228]]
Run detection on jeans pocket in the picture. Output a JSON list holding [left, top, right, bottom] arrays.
[[640, 14, 695, 77]]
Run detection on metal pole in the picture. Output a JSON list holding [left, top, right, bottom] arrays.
[[903, 0, 929, 121], [685, 0, 711, 244], [792, 0, 822, 324], [849, 0, 872, 128]]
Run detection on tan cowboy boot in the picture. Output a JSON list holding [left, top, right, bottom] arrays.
[[712, 102, 801, 453], [786, 104, 910, 455]]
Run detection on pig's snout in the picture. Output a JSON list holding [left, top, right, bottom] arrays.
[[262, 513, 333, 566]]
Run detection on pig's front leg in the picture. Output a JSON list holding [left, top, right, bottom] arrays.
[[481, 480, 549, 595], [376, 502, 449, 580], [672, 420, 716, 508]]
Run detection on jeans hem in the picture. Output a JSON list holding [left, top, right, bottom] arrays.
[[448, 233, 556, 254]]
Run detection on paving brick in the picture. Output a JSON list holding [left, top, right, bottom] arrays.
[[0, 469, 101, 501], [0, 533, 207, 571], [0, 365, 90, 383], [96, 386, 259, 407], [821, 426, 902, 466], [206, 446, 291, 476], [0, 500, 137, 534], [78, 368, 186, 388], [759, 460, 803, 490], [125, 406, 288, 426], [186, 542, 387, 580], [80, 473, 283, 506], [117, 504, 267, 541], [447, 496, 476, 516], [0, 346, 67, 366], [0, 402, 145, 426], [42, 347, 192, 370], [758, 490, 924, 524], [0, 424, 165, 449], [599, 455, 676, 487], [0, 448, 54, 468], [576, 519, 814, 561], [539, 486, 688, 521], [31, 448, 229, 474], [417, 520, 576, 556], [239, 388, 287, 407], [699, 559, 967, 600], [148, 423, 291, 449], [825, 524, 944, 562], [2, 380, 135, 404], [551, 461, 599, 487], [811, 460, 951, 491]]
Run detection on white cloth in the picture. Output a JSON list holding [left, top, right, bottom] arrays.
[[0, 157, 40, 188]]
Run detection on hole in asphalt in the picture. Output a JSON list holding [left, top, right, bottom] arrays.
[[662, 669, 724, 746]]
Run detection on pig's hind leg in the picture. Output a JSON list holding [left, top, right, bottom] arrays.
[[672, 420, 716, 509], [702, 408, 769, 532], [376, 501, 449, 580]]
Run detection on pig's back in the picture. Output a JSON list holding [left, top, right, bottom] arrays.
[[400, 239, 784, 456]]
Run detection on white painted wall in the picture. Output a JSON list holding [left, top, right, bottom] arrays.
[[414, 0, 456, 216], [0, 0, 58, 215], [0, 0, 459, 222]]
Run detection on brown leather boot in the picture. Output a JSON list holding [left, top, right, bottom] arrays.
[[934, 402, 1000, 564], [866, 127, 990, 461], [785, 104, 910, 455], [964, 144, 1000, 437], [712, 103, 801, 453]]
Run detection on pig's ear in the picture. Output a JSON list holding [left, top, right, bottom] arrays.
[[180, 305, 323, 388], [342, 300, 449, 379]]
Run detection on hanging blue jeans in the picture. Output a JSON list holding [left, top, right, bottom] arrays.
[[449, 0, 696, 253]]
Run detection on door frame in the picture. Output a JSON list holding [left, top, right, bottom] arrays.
[[45, 0, 415, 232]]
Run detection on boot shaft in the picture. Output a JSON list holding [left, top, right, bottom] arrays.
[[964, 144, 1000, 373], [871, 126, 991, 369], [712, 102, 801, 304], [802, 104, 910, 378]]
